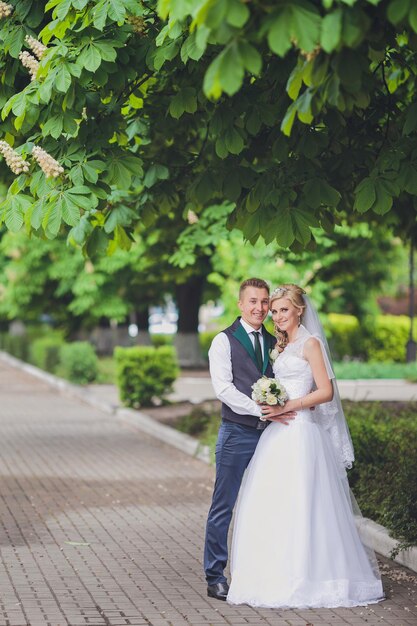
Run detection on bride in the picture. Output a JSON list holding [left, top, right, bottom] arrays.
[[227, 284, 384, 609]]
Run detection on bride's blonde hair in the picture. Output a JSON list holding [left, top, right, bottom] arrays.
[[270, 284, 306, 348]]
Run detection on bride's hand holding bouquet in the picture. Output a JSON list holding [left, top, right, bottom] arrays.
[[251, 377, 296, 425]]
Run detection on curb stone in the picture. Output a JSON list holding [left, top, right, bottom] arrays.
[[1, 350, 416, 573]]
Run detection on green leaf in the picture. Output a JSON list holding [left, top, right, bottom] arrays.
[[121, 156, 143, 176], [105, 160, 132, 188], [143, 164, 169, 188], [403, 165, 417, 194], [268, 9, 292, 57], [169, 89, 197, 118], [114, 224, 132, 250], [275, 208, 295, 247], [403, 103, 417, 135], [68, 215, 93, 245], [409, 2, 417, 33], [65, 186, 98, 210], [104, 205, 135, 233], [387, 0, 410, 24], [238, 42, 262, 75], [281, 102, 297, 136], [241, 211, 261, 243], [62, 194, 81, 226], [81, 163, 99, 184], [6, 27, 25, 58], [55, 0, 72, 19], [85, 227, 109, 257], [292, 207, 315, 245], [373, 180, 393, 215], [226, 0, 250, 28], [245, 189, 260, 213], [224, 128, 244, 154], [3, 195, 31, 232], [291, 3, 321, 52], [30, 199, 46, 229], [92, 0, 109, 30], [353, 178, 376, 213], [55, 64, 72, 93], [78, 44, 102, 72], [287, 60, 304, 101], [42, 114, 64, 139], [181, 32, 206, 63], [321, 9, 342, 53], [215, 137, 228, 159], [203, 54, 223, 99], [95, 42, 117, 62], [220, 45, 245, 97], [108, 0, 126, 22]]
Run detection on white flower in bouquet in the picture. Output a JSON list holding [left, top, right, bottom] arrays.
[[266, 393, 278, 405], [269, 347, 280, 363], [259, 377, 271, 391], [251, 376, 288, 407]]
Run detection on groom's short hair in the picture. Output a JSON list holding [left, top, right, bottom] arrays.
[[239, 278, 270, 298]]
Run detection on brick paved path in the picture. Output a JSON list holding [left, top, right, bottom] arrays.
[[1, 360, 417, 626]]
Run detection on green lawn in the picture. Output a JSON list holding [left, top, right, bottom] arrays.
[[334, 360, 417, 381]]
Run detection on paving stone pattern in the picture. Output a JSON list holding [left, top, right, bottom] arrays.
[[0, 361, 416, 626]]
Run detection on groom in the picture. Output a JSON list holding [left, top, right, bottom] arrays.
[[204, 278, 295, 600]]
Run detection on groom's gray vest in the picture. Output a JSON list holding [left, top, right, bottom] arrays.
[[221, 317, 275, 428]]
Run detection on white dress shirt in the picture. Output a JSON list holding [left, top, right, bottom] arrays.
[[208, 319, 264, 418]]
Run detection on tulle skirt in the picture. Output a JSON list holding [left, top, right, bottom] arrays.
[[227, 416, 384, 609]]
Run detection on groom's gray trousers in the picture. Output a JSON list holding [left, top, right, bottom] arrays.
[[204, 420, 263, 585]]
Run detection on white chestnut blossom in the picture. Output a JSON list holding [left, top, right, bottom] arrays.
[[0, 141, 30, 175], [0, 2, 13, 18], [18, 51, 40, 81], [126, 15, 146, 34], [32, 146, 64, 178], [25, 35, 47, 60], [187, 209, 199, 224]]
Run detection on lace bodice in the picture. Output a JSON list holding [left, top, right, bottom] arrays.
[[272, 324, 354, 468], [273, 329, 314, 396], [272, 326, 316, 423]]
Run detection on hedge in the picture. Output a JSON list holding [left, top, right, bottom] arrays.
[[346, 401, 417, 552], [59, 341, 99, 384], [115, 345, 179, 407], [30, 333, 65, 373], [325, 314, 415, 362]]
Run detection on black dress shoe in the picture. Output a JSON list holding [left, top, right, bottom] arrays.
[[207, 581, 229, 601]]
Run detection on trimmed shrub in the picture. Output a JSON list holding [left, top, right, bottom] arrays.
[[0, 333, 31, 361], [326, 313, 415, 362], [150, 334, 173, 347], [362, 315, 413, 362], [30, 334, 65, 373], [199, 331, 218, 360], [59, 341, 98, 384], [346, 401, 417, 551], [326, 313, 363, 360], [115, 345, 179, 407]]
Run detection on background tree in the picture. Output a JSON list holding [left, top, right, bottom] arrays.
[[0, 0, 416, 252]]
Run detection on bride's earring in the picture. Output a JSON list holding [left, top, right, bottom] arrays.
[[298, 316, 301, 327]]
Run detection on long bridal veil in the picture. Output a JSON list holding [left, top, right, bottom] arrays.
[[302, 295, 382, 582]]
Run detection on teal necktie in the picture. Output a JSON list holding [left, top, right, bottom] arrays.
[[252, 331, 263, 371]]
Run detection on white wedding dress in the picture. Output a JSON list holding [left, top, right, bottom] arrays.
[[227, 326, 383, 609]]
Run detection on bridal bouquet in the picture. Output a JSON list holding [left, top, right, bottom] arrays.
[[251, 376, 288, 406]]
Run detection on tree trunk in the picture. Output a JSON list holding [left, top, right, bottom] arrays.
[[134, 307, 152, 346], [174, 277, 205, 368]]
